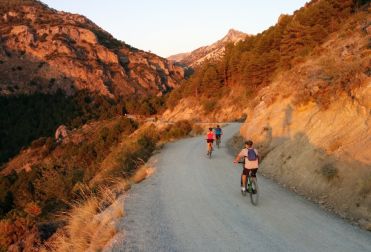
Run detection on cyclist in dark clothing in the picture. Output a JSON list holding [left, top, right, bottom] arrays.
[[214, 125, 223, 143]]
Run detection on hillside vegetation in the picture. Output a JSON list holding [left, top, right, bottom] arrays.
[[166, 0, 368, 117], [0, 90, 169, 165], [0, 116, 196, 251]]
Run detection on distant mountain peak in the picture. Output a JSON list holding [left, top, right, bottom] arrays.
[[168, 28, 248, 66], [226, 28, 245, 37], [220, 28, 247, 44]]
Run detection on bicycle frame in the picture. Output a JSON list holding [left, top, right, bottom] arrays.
[[238, 160, 259, 205]]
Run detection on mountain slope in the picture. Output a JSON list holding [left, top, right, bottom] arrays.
[[168, 29, 247, 66], [163, 0, 371, 228], [0, 0, 187, 98], [0, 0, 189, 165]]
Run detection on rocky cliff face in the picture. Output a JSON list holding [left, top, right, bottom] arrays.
[[168, 29, 247, 67], [0, 0, 187, 97]]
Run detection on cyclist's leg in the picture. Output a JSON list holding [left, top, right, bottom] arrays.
[[241, 168, 249, 188], [251, 169, 258, 183], [242, 175, 247, 188]]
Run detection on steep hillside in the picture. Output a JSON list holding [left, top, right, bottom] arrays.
[[0, 0, 187, 97], [0, 116, 145, 251], [0, 0, 189, 165], [0, 114, 198, 251], [239, 18, 370, 228], [168, 29, 247, 67], [163, 0, 371, 227]]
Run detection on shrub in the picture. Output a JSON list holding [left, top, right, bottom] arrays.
[[320, 164, 338, 179], [358, 176, 371, 199], [0, 214, 40, 251], [236, 113, 247, 122], [191, 124, 204, 136], [0, 192, 14, 216], [24, 202, 42, 217], [162, 120, 192, 140], [202, 99, 217, 113], [31, 137, 48, 149]]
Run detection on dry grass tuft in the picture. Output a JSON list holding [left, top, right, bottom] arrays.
[[131, 165, 154, 184], [52, 182, 126, 252], [51, 166, 156, 251]]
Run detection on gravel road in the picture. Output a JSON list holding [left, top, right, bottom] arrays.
[[106, 123, 371, 252]]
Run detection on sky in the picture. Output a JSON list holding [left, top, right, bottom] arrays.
[[41, 0, 309, 57]]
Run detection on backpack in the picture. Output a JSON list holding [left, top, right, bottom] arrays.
[[246, 148, 257, 161]]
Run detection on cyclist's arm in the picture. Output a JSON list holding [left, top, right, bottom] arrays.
[[233, 150, 244, 163], [233, 154, 242, 163]]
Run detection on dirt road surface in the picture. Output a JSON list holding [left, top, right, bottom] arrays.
[[105, 123, 371, 252]]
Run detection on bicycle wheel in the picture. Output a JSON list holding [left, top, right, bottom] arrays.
[[249, 178, 259, 205], [208, 149, 212, 159], [216, 138, 220, 148]]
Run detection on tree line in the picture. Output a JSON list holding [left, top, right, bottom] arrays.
[[167, 0, 364, 109]]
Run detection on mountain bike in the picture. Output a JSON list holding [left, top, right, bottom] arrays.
[[207, 142, 213, 159], [239, 161, 259, 205]]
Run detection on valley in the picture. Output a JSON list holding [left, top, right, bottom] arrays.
[[0, 0, 370, 251]]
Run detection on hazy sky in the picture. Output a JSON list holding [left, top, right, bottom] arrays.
[[42, 0, 308, 57]]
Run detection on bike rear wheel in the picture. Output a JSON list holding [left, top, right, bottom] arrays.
[[207, 147, 212, 159], [249, 179, 259, 205], [216, 138, 220, 148]]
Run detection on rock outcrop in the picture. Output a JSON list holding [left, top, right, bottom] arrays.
[[0, 0, 187, 97]]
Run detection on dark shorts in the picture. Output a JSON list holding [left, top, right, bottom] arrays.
[[207, 139, 214, 143], [242, 168, 258, 177], [216, 134, 221, 140]]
